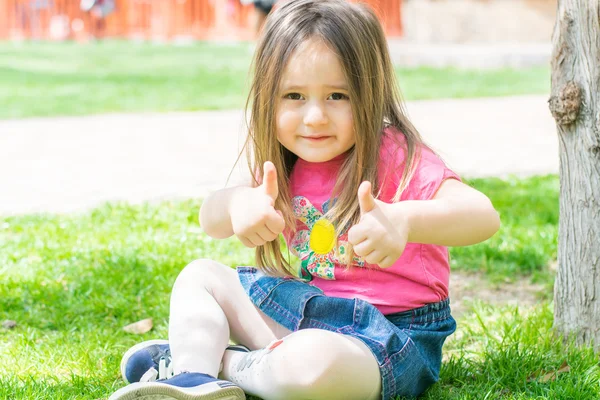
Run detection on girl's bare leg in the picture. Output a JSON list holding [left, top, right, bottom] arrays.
[[168, 259, 291, 376], [169, 259, 381, 399], [221, 329, 381, 400]]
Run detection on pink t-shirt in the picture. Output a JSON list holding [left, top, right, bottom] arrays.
[[284, 128, 460, 314]]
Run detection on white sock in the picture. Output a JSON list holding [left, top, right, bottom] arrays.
[[220, 339, 286, 397]]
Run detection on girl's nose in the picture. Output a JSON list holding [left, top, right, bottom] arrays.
[[303, 102, 328, 126]]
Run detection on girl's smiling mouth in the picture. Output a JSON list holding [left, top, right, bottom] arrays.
[[301, 135, 332, 142]]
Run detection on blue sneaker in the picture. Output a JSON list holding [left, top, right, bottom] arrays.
[[108, 372, 245, 400], [121, 340, 250, 384], [120, 339, 173, 384]]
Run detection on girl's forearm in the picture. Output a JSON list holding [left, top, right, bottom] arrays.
[[387, 195, 500, 247], [200, 186, 252, 239]]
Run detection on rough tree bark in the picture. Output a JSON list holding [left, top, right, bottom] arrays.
[[548, 0, 600, 351]]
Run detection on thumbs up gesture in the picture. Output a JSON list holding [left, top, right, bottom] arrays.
[[347, 181, 408, 268], [230, 161, 286, 248]]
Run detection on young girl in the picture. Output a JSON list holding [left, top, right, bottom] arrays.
[[109, 1, 500, 399]]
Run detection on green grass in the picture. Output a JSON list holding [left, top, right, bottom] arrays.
[[397, 66, 550, 101], [0, 41, 550, 119], [455, 175, 559, 285], [424, 303, 600, 399], [1, 174, 598, 399]]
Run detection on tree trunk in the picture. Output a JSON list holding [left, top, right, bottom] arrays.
[[549, 0, 600, 351]]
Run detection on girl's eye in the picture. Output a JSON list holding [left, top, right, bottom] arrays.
[[329, 93, 349, 100], [284, 93, 303, 100]]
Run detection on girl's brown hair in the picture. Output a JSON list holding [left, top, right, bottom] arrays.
[[243, 0, 423, 276]]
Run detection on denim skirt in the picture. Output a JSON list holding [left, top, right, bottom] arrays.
[[237, 267, 456, 399]]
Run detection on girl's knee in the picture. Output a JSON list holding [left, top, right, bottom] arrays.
[[173, 259, 230, 290], [272, 329, 380, 399]]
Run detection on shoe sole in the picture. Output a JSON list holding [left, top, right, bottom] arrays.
[[120, 339, 170, 384], [108, 381, 245, 400]]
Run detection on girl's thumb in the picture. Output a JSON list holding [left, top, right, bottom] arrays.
[[358, 181, 376, 214], [262, 161, 279, 200]]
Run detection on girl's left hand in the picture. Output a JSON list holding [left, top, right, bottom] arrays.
[[347, 181, 408, 268]]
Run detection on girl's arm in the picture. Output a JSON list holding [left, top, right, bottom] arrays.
[[387, 179, 500, 246], [200, 185, 254, 239]]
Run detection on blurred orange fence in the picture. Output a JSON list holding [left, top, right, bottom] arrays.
[[0, 0, 402, 41]]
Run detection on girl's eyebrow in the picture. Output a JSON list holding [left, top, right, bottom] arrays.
[[327, 84, 350, 90], [280, 83, 349, 91]]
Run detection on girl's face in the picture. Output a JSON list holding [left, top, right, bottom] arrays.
[[276, 38, 355, 163]]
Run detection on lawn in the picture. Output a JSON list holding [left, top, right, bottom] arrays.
[[1, 174, 599, 399], [0, 41, 550, 119]]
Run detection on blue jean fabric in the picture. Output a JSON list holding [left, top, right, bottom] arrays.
[[237, 267, 456, 399]]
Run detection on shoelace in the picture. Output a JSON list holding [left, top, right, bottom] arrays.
[[158, 356, 175, 380], [139, 355, 174, 382]]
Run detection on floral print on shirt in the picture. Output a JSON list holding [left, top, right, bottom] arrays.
[[290, 196, 366, 281]]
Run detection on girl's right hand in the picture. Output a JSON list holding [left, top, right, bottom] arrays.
[[229, 161, 286, 248]]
